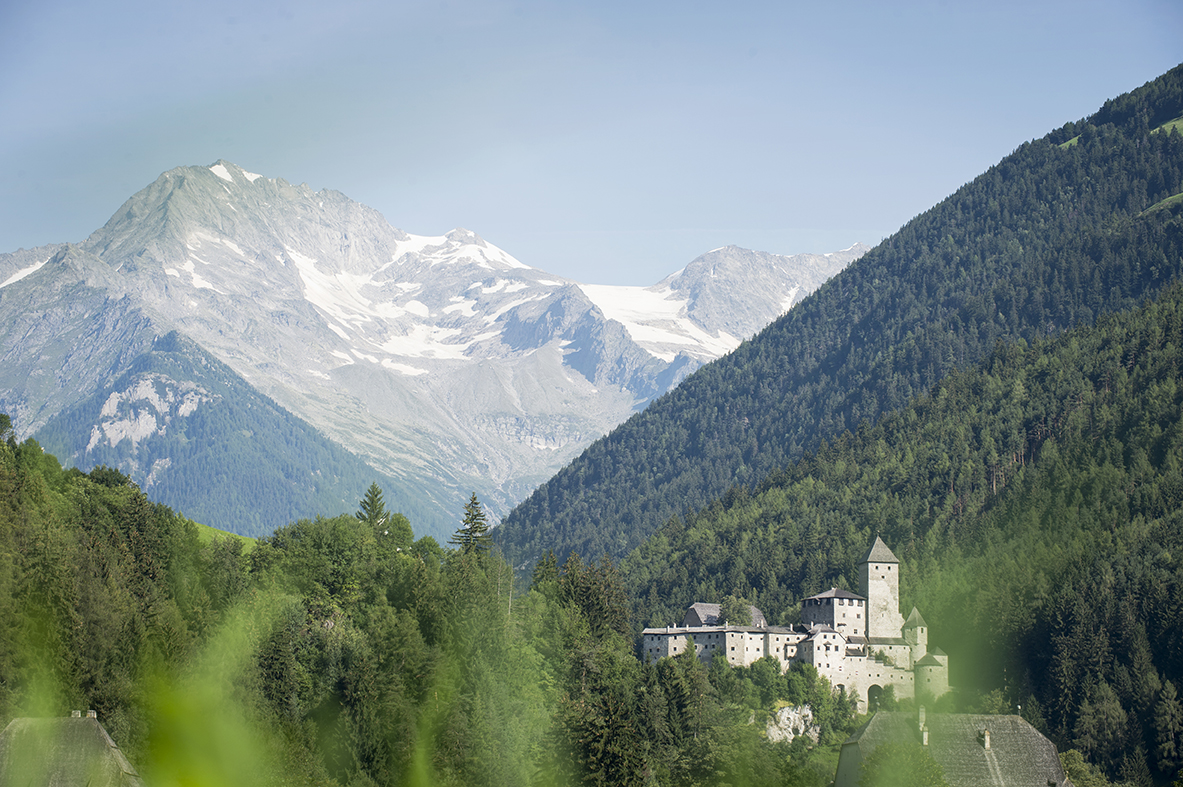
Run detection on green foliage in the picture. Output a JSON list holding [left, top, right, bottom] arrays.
[[720, 594, 753, 625], [3, 431, 842, 785], [448, 493, 492, 555], [1157, 681, 1183, 774], [498, 63, 1183, 569], [1060, 749, 1119, 787], [356, 482, 387, 527]]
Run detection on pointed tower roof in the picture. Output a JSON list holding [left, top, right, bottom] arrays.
[[903, 606, 928, 628], [861, 536, 899, 564]]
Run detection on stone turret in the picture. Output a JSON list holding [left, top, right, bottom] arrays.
[[859, 536, 905, 639], [902, 606, 928, 663]]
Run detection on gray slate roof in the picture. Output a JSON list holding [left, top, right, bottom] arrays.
[[838, 712, 1072, 787], [805, 587, 866, 601], [903, 606, 929, 628], [682, 602, 767, 627], [862, 536, 900, 564], [0, 716, 143, 786]]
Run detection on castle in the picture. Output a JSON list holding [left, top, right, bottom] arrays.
[[641, 537, 950, 710]]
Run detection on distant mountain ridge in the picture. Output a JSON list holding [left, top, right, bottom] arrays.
[[494, 63, 1183, 568], [0, 163, 862, 536]]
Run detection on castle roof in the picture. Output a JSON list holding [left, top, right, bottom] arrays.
[[915, 653, 944, 667], [0, 715, 143, 786], [903, 606, 928, 628], [682, 602, 767, 628], [805, 587, 866, 601], [861, 536, 899, 564], [837, 712, 1071, 787]]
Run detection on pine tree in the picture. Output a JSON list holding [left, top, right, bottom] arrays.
[[1156, 681, 1183, 774], [449, 493, 492, 554], [355, 482, 388, 527]]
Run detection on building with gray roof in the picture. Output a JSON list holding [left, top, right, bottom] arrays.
[[834, 708, 1074, 787], [0, 711, 143, 787]]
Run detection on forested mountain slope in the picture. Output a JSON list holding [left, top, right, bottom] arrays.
[[623, 277, 1183, 781], [496, 64, 1183, 568]]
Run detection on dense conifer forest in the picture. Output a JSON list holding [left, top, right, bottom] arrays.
[[495, 64, 1183, 570], [623, 280, 1183, 783]]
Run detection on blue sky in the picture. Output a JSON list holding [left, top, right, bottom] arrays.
[[1, 0, 1180, 284]]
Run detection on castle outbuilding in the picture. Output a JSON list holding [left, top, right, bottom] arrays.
[[641, 537, 950, 711], [833, 708, 1074, 787]]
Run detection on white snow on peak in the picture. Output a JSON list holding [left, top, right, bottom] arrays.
[[394, 234, 449, 257], [382, 360, 429, 376], [779, 286, 802, 312], [220, 238, 246, 257], [193, 232, 247, 258], [242, 169, 263, 183], [579, 283, 740, 361], [391, 232, 530, 271], [286, 245, 482, 360], [823, 244, 862, 258], [209, 163, 234, 183], [288, 248, 376, 325], [443, 299, 478, 317], [182, 260, 220, 292], [378, 324, 468, 359], [0, 256, 50, 289]]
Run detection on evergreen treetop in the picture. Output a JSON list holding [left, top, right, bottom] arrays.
[[449, 493, 492, 554], [356, 481, 387, 527]]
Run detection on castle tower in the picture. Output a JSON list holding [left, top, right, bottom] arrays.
[[902, 606, 929, 664], [859, 536, 905, 639]]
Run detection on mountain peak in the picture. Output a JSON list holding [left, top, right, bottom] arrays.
[[206, 160, 266, 185]]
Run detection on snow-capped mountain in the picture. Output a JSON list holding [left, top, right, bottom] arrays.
[[0, 160, 865, 537]]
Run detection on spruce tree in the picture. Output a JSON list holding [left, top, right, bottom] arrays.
[[355, 482, 387, 527], [449, 493, 492, 554], [1156, 681, 1183, 774]]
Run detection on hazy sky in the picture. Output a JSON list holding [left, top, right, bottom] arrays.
[[1, 1, 1180, 284]]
